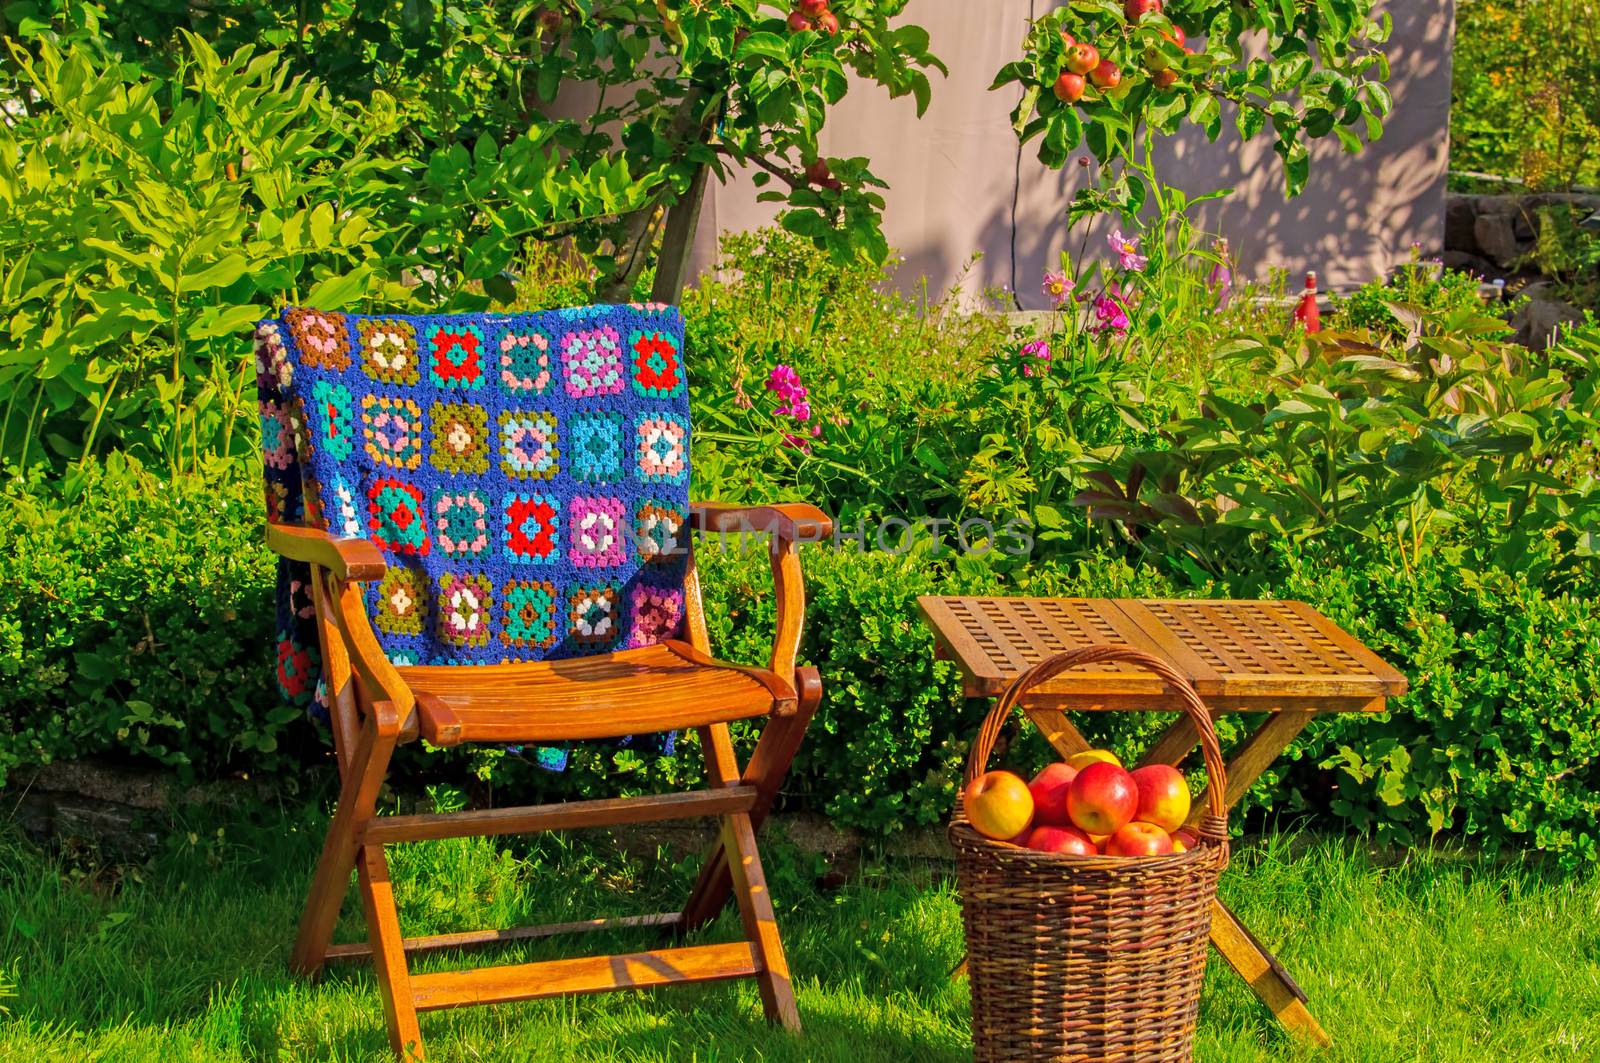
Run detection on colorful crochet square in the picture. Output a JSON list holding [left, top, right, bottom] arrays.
[[426, 322, 488, 389], [430, 401, 490, 474], [629, 329, 685, 398], [432, 488, 490, 558], [496, 326, 553, 394], [366, 477, 430, 555], [634, 500, 688, 565], [571, 410, 624, 483], [560, 325, 624, 397], [309, 379, 357, 462], [374, 568, 429, 636], [570, 495, 627, 568], [568, 582, 621, 649], [501, 579, 560, 650], [361, 394, 424, 470], [628, 583, 684, 647], [261, 401, 295, 470], [359, 318, 420, 385], [437, 572, 492, 647], [286, 308, 351, 371], [498, 410, 559, 479], [635, 411, 688, 484], [503, 491, 560, 564]]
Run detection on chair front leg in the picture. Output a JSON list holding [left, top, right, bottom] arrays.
[[291, 700, 403, 977], [680, 667, 822, 930]]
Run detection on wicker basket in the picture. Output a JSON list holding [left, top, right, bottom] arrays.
[[949, 645, 1231, 1063]]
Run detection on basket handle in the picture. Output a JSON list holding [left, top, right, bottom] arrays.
[[964, 645, 1230, 841]]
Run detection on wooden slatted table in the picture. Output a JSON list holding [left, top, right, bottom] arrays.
[[919, 596, 1408, 1047]]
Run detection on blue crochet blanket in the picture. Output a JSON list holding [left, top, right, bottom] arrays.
[[255, 303, 691, 770]]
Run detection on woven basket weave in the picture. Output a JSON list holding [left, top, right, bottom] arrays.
[[949, 645, 1231, 1062]]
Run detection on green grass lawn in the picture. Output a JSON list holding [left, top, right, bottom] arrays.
[[2, 801, 1597, 1062]]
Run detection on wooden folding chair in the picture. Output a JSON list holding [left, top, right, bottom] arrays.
[[266, 500, 829, 1060]]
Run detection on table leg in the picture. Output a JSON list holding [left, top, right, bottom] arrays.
[[1024, 708, 1093, 760], [1210, 899, 1331, 1047], [1183, 709, 1314, 831]]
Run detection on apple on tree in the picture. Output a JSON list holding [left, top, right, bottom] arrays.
[[1064, 43, 1100, 76], [1089, 59, 1121, 91], [1052, 72, 1086, 103]]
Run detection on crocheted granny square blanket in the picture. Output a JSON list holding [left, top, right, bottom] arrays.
[[255, 303, 691, 769]]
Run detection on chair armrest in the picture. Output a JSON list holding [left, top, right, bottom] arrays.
[[265, 523, 387, 582], [689, 502, 829, 681], [689, 502, 833, 544]]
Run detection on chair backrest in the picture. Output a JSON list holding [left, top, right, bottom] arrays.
[[256, 303, 691, 669]]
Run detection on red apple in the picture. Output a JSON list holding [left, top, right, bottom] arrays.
[[964, 770, 1035, 841], [1173, 828, 1200, 850], [1026, 824, 1098, 856], [1066, 762, 1138, 836], [1089, 59, 1121, 90], [1124, 0, 1162, 20], [1162, 26, 1186, 48], [1105, 821, 1175, 857], [786, 10, 813, 32], [798, 0, 829, 15], [1058, 30, 1076, 48], [1052, 72, 1086, 103], [1028, 762, 1079, 826], [1064, 42, 1100, 76], [536, 8, 562, 34], [1130, 764, 1192, 833], [816, 10, 839, 35], [1152, 68, 1179, 89], [804, 158, 831, 184]]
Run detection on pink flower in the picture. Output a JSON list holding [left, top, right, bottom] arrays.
[[767, 364, 801, 396], [1022, 339, 1051, 361], [1089, 292, 1130, 335], [1107, 229, 1148, 272], [1041, 271, 1074, 307], [786, 401, 812, 422]]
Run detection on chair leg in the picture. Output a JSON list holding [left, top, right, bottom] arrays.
[[292, 704, 402, 977], [358, 844, 425, 1060], [681, 670, 821, 930], [721, 811, 801, 1031]]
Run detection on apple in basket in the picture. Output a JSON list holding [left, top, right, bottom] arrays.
[[1105, 821, 1175, 857], [1025, 824, 1098, 856], [1065, 762, 1138, 836], [1028, 762, 1079, 826], [1172, 827, 1200, 852], [1130, 764, 1192, 833], [964, 771, 1035, 840], [1067, 748, 1122, 773]]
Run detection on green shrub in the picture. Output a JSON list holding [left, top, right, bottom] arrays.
[[0, 457, 287, 785], [1330, 257, 1490, 339]]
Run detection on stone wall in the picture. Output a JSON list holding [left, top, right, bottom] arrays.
[[1443, 191, 1598, 346]]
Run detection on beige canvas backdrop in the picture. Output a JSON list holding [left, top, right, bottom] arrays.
[[686, 0, 1454, 306]]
